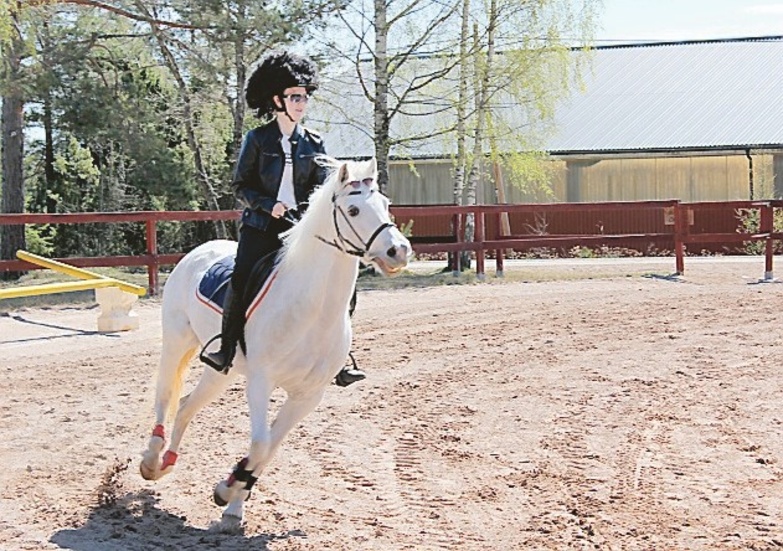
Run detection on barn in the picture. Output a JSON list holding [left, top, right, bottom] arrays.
[[316, 36, 783, 206]]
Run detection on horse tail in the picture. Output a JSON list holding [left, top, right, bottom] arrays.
[[170, 347, 198, 420], [155, 341, 198, 425]]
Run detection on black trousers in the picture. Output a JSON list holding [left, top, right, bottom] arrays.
[[231, 219, 291, 296], [231, 219, 357, 315]]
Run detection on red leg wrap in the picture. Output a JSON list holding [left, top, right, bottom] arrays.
[[161, 450, 178, 470], [152, 424, 165, 439]]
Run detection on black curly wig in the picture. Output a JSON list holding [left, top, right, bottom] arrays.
[[245, 51, 320, 118]]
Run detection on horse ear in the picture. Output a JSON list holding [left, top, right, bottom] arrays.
[[369, 157, 377, 175], [338, 162, 349, 183]]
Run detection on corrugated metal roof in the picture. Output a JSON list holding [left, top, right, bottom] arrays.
[[310, 37, 783, 159], [547, 37, 783, 154]]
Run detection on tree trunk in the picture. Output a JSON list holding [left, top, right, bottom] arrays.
[[1, 37, 26, 279], [43, 89, 58, 213], [143, 8, 227, 238], [40, 20, 57, 214], [464, 11, 496, 270], [453, 0, 470, 207], [229, 4, 247, 172], [373, 0, 391, 195], [449, 0, 471, 270]]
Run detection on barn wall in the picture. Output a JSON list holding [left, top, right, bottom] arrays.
[[775, 155, 783, 198], [387, 154, 776, 205]]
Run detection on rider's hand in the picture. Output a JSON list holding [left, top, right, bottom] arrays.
[[271, 202, 288, 219]]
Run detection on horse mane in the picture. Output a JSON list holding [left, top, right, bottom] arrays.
[[278, 155, 343, 268]]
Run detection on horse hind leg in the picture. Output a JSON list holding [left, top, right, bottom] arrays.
[[140, 335, 198, 481], [165, 366, 236, 469]]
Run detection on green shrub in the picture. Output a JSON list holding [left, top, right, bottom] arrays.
[[736, 208, 783, 255]]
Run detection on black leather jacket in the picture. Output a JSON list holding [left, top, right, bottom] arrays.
[[233, 120, 327, 231]]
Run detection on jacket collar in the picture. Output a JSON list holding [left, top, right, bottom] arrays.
[[271, 119, 303, 144], [287, 123, 304, 144], [258, 119, 305, 147]]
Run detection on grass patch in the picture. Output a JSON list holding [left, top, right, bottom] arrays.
[[357, 269, 481, 291], [355, 261, 673, 291]]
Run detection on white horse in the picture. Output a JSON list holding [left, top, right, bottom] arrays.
[[140, 157, 411, 526]]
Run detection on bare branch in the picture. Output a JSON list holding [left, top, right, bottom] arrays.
[[24, 0, 208, 30]]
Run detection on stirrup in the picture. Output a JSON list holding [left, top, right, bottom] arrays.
[[335, 352, 366, 387], [199, 334, 231, 374]]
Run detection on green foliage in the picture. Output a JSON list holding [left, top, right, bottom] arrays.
[[20, 7, 214, 257], [24, 225, 55, 256], [466, 0, 601, 201], [398, 219, 414, 238], [500, 150, 558, 201], [12, 0, 344, 260], [0, 0, 13, 43], [569, 245, 595, 258], [736, 208, 783, 255]]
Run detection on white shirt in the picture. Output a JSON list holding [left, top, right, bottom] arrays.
[[277, 134, 296, 208]]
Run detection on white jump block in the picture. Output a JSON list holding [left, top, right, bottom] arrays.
[[95, 286, 140, 332]]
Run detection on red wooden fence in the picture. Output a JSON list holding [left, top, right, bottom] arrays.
[[2, 201, 781, 294]]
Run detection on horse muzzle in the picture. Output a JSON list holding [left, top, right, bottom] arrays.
[[369, 231, 412, 277]]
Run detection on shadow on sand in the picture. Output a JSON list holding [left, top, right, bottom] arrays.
[[3, 313, 123, 344], [50, 489, 306, 551]]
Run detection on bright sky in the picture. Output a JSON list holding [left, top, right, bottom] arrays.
[[597, 0, 783, 44]]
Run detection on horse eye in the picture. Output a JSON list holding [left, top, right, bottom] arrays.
[[348, 205, 360, 217]]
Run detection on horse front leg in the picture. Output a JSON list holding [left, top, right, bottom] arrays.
[[215, 382, 325, 526]]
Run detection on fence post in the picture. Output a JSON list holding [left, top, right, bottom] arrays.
[[475, 209, 485, 280], [495, 210, 504, 277], [761, 202, 774, 280], [452, 213, 462, 276], [674, 202, 685, 275], [146, 218, 159, 295]]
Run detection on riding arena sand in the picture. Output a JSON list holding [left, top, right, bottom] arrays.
[[2, 257, 783, 550]]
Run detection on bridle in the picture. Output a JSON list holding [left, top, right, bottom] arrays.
[[315, 189, 395, 259]]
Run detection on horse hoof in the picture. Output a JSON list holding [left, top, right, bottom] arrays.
[[139, 461, 157, 481], [140, 453, 161, 481], [140, 436, 166, 480], [213, 481, 229, 506], [211, 512, 243, 534]]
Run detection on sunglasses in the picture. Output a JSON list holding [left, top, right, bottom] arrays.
[[282, 93, 310, 104]]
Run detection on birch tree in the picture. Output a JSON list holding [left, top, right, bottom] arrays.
[[453, 0, 599, 267], [314, 0, 463, 193]]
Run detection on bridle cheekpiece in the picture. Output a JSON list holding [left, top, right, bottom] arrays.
[[315, 183, 394, 260]]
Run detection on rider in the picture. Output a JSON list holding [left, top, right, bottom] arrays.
[[200, 50, 366, 386]]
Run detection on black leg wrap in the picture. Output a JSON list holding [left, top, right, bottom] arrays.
[[229, 458, 258, 494]]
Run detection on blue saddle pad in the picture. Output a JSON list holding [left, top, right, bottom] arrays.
[[196, 254, 235, 312]]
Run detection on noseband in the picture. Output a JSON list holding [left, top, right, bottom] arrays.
[[316, 190, 394, 258]]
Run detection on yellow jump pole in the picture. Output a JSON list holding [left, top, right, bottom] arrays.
[[0, 279, 117, 300], [15, 250, 146, 296]]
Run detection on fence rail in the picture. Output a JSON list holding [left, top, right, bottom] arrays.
[[2, 200, 781, 294]]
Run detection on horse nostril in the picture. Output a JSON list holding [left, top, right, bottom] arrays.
[[386, 246, 397, 258]]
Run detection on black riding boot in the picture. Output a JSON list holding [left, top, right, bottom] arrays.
[[200, 283, 243, 374], [335, 288, 366, 387]]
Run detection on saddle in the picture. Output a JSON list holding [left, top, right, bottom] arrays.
[[197, 252, 279, 314], [196, 251, 279, 354]]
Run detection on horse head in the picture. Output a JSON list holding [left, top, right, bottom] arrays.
[[314, 157, 412, 276]]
